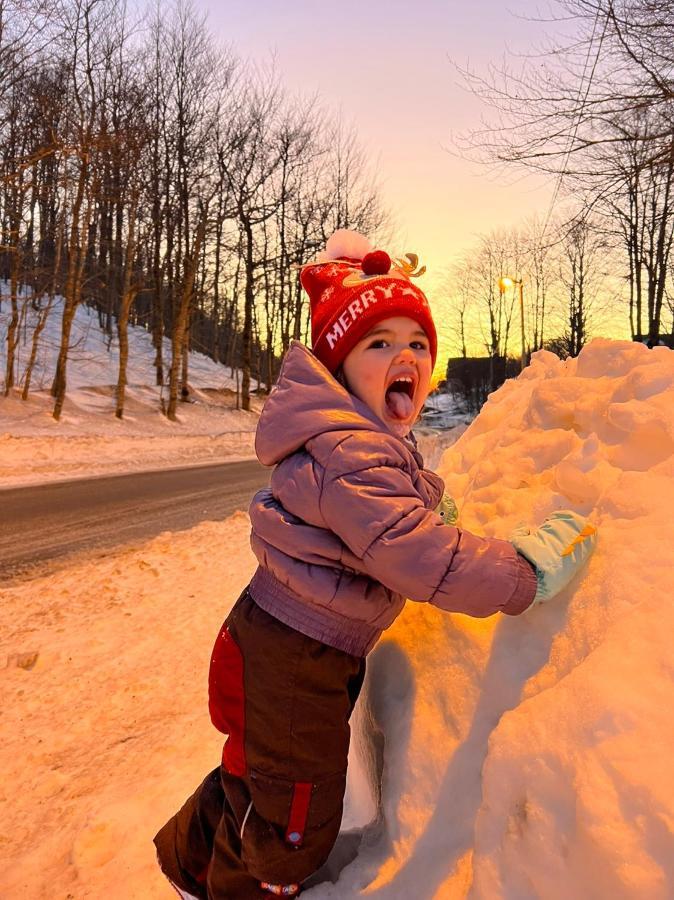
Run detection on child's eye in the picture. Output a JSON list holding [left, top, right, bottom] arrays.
[[411, 340, 429, 351], [368, 339, 389, 349]]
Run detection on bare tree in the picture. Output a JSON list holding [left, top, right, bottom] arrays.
[[1, 0, 391, 418], [443, 263, 473, 359], [50, 0, 110, 420], [457, 0, 674, 343], [524, 216, 556, 352], [22, 216, 64, 397], [216, 68, 288, 410], [166, 205, 206, 419], [597, 127, 674, 341], [557, 217, 610, 355]]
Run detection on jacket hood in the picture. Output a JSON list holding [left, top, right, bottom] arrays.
[[255, 341, 404, 466]]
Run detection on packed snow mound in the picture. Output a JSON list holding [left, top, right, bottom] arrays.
[[318, 339, 674, 899]]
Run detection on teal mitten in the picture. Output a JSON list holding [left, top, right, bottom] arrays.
[[510, 510, 597, 604], [435, 493, 459, 526]]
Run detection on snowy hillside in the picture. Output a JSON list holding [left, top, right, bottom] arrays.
[[0, 299, 262, 485], [1, 338, 672, 899], [0, 297, 239, 394]]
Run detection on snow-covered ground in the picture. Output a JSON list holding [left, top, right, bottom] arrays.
[[2, 338, 673, 899], [0, 299, 262, 487]]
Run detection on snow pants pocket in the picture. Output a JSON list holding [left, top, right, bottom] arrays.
[[240, 768, 347, 885], [207, 587, 366, 888]]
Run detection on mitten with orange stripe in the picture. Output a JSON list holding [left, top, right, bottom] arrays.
[[510, 510, 597, 606]]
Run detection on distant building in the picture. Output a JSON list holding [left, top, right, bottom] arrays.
[[633, 334, 674, 349], [444, 355, 520, 414]]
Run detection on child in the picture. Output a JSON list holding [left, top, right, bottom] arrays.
[[154, 230, 596, 899]]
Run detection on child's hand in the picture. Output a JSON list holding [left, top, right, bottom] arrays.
[[510, 510, 597, 605], [435, 493, 459, 526]]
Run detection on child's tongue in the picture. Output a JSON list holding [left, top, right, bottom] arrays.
[[386, 390, 414, 420]]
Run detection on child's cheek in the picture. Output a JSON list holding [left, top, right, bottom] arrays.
[[360, 369, 384, 398]]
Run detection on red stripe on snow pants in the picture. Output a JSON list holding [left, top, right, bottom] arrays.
[[208, 623, 246, 776]]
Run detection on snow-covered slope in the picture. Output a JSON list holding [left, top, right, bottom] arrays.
[[1, 338, 672, 899], [1, 297, 240, 394], [0, 299, 262, 485]]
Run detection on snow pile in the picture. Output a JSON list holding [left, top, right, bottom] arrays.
[[0, 299, 261, 486], [326, 338, 674, 899], [2, 338, 673, 899]]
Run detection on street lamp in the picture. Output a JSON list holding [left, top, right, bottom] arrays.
[[499, 276, 526, 372]]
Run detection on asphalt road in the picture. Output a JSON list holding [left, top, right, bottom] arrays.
[[0, 459, 269, 581]]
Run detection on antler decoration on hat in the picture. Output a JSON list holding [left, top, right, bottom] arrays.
[[394, 253, 426, 278], [341, 249, 427, 288]]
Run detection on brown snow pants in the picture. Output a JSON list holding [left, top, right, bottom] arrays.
[[154, 588, 366, 899]]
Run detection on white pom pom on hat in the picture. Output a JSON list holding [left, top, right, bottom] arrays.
[[317, 229, 373, 263]]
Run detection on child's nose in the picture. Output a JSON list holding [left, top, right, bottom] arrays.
[[394, 346, 417, 364]]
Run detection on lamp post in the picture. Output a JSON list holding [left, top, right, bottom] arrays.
[[499, 276, 526, 372]]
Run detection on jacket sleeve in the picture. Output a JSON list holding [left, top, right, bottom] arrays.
[[319, 438, 536, 617]]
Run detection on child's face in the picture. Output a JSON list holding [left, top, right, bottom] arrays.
[[341, 316, 433, 437]]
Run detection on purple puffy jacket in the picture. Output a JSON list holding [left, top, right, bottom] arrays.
[[248, 342, 537, 656]]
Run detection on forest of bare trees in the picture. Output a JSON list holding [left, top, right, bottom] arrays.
[[0, 0, 387, 419], [448, 0, 674, 363], [5, 0, 672, 427]]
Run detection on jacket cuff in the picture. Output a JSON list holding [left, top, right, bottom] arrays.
[[502, 553, 538, 615]]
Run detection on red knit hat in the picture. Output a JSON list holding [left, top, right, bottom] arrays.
[[301, 230, 437, 373]]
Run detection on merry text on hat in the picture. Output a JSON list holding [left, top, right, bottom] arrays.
[[324, 283, 418, 350]]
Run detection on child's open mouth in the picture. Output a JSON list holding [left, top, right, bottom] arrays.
[[385, 373, 417, 421]]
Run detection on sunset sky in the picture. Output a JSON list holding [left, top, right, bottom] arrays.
[[198, 0, 599, 366]]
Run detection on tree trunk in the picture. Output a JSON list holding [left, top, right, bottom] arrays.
[[4, 184, 24, 395], [180, 328, 190, 401], [4, 293, 19, 395], [649, 148, 674, 343], [52, 163, 92, 421], [22, 219, 64, 399], [115, 190, 139, 418], [241, 217, 254, 411], [167, 212, 206, 421]]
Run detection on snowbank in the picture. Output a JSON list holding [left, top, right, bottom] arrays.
[[0, 300, 262, 486], [326, 338, 674, 899], [2, 338, 672, 899]]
